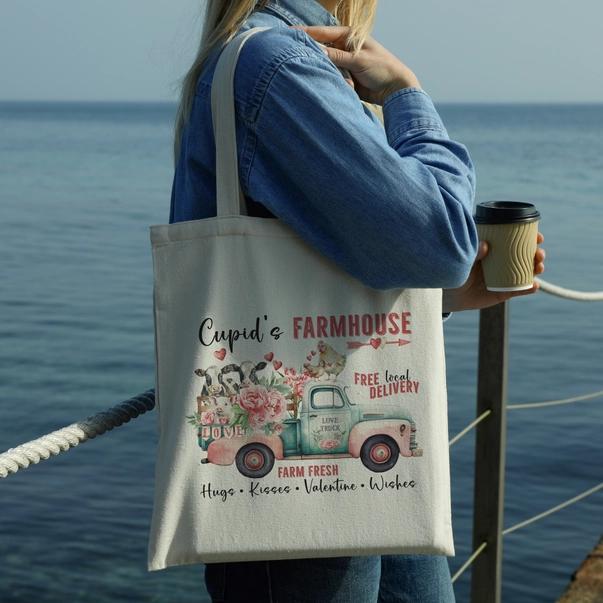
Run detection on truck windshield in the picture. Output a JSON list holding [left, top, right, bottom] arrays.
[[343, 385, 356, 405], [311, 388, 345, 409]]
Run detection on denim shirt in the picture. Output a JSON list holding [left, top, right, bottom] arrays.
[[169, 0, 479, 319]]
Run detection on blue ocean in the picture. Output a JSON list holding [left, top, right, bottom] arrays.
[[1, 101, 602, 602]]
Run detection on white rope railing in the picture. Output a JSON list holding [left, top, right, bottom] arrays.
[[0, 389, 155, 479], [502, 481, 603, 536], [535, 277, 603, 301], [451, 541, 488, 583], [507, 388, 603, 410]]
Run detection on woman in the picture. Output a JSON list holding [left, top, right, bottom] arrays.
[[170, 1, 546, 601]]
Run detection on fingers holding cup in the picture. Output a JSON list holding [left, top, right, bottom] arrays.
[[535, 244, 546, 275]]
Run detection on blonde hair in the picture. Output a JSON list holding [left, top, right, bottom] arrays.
[[173, 0, 378, 163]]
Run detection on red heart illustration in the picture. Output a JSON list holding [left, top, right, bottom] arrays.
[[214, 348, 227, 361], [310, 350, 316, 356], [264, 352, 274, 362], [273, 360, 283, 370], [370, 338, 381, 349]]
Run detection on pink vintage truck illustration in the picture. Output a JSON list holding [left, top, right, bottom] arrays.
[[188, 373, 422, 479]]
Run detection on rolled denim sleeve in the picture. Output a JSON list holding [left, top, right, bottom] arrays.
[[238, 38, 478, 290], [382, 87, 448, 144]]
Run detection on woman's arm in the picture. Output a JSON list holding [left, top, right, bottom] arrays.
[[235, 29, 479, 290]]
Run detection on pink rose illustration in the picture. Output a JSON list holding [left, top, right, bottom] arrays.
[[238, 385, 266, 412], [265, 389, 286, 421], [200, 411, 215, 426], [248, 409, 268, 430], [236, 385, 289, 431], [319, 439, 340, 450]]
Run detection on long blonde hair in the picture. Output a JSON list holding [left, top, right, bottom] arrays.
[[173, 0, 378, 163]]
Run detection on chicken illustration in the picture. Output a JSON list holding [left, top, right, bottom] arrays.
[[303, 340, 346, 380], [303, 362, 326, 379]]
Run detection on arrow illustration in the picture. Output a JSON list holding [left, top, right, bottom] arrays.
[[347, 338, 411, 349]]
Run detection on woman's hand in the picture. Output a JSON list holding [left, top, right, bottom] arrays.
[[442, 233, 546, 313], [289, 24, 421, 105]]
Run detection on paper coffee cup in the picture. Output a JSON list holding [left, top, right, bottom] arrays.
[[474, 201, 540, 292]]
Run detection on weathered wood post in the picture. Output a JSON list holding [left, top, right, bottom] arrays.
[[470, 301, 509, 603]]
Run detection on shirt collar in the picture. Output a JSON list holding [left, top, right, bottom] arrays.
[[260, 0, 340, 27]]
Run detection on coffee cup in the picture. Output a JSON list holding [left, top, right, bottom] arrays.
[[474, 201, 541, 292]]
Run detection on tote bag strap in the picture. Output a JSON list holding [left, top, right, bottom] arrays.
[[211, 25, 272, 218]]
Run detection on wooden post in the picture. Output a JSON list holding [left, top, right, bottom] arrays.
[[470, 302, 509, 603]]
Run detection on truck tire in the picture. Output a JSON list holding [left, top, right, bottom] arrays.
[[235, 443, 275, 479], [360, 435, 400, 473]]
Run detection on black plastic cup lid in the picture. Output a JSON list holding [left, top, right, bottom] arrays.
[[474, 201, 540, 224]]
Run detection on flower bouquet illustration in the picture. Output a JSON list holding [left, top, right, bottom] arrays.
[[186, 341, 347, 436]]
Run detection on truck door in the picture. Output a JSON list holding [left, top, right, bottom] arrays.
[[305, 387, 351, 454]]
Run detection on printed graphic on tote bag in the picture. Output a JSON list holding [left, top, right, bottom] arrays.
[[186, 311, 423, 480]]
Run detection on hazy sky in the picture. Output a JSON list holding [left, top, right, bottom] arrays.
[[1, 0, 602, 103]]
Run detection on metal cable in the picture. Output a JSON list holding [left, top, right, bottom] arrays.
[[451, 541, 488, 583], [449, 410, 492, 447], [503, 482, 603, 536], [507, 388, 603, 410], [0, 389, 156, 479]]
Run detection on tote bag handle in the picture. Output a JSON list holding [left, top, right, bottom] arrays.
[[211, 26, 272, 218]]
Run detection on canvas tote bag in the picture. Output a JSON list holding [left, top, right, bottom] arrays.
[[147, 25, 454, 571]]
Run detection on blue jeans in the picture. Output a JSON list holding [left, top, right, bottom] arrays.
[[204, 554, 456, 602]]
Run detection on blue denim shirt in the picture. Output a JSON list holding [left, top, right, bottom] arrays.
[[169, 0, 479, 319]]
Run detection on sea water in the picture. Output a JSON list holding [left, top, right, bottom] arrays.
[[1, 101, 602, 602]]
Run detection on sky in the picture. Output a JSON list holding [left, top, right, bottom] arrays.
[[1, 0, 602, 103]]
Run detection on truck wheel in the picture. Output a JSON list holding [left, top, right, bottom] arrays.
[[360, 435, 400, 473], [235, 443, 275, 479]]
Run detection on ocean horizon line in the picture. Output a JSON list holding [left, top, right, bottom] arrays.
[[1, 99, 603, 107]]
